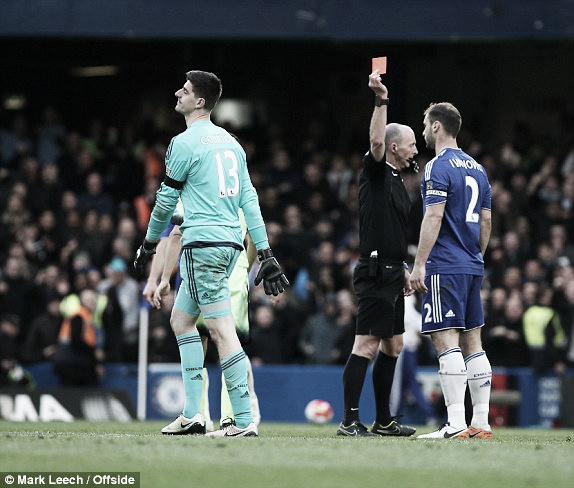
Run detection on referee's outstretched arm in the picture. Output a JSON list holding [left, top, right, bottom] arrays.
[[368, 69, 389, 162]]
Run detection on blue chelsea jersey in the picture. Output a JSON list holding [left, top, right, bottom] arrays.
[[421, 148, 491, 275]]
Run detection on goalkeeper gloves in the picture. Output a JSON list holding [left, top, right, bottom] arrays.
[[134, 239, 158, 279], [254, 248, 290, 296]]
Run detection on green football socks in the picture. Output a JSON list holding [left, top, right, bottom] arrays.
[[221, 348, 252, 428], [177, 332, 204, 419]]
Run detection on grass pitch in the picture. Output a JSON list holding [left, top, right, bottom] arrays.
[[1, 421, 573, 488]]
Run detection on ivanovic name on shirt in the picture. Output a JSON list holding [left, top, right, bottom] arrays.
[[448, 158, 484, 172]]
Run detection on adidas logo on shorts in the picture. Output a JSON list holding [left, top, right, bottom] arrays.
[[445, 310, 456, 318]]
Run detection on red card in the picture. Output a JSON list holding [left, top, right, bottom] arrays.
[[371, 56, 387, 74]]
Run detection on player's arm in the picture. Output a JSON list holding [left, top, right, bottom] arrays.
[[404, 268, 414, 297], [142, 237, 168, 305], [368, 69, 389, 162], [480, 208, 492, 255], [411, 202, 445, 293], [134, 139, 186, 278], [241, 192, 289, 296], [134, 187, 180, 278], [146, 187, 179, 241], [152, 225, 182, 309], [245, 233, 257, 272]]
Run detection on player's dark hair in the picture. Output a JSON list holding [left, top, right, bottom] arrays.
[[424, 102, 462, 138], [185, 70, 222, 111]]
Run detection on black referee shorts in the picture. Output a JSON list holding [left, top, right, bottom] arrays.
[[353, 259, 405, 338]]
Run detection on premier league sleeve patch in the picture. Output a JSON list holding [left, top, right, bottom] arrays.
[[425, 179, 447, 200]]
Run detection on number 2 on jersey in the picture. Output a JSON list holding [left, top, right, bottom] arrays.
[[215, 150, 239, 198], [465, 175, 479, 223]]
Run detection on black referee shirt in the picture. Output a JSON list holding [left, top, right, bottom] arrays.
[[357, 151, 411, 262]]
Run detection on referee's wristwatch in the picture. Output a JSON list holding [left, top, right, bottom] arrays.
[[375, 96, 389, 107]]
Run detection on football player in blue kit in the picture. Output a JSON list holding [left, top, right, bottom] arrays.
[[411, 102, 493, 439]]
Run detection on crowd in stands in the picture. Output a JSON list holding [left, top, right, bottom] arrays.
[[0, 104, 573, 387]]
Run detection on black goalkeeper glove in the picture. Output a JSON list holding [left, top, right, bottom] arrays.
[[134, 239, 158, 279], [254, 248, 290, 296]]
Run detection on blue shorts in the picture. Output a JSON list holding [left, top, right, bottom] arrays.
[[175, 246, 240, 319], [421, 273, 484, 334]]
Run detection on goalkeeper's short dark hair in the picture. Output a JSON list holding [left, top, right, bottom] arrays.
[[186, 70, 222, 111]]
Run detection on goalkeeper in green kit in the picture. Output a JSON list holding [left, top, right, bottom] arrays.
[[134, 70, 289, 437]]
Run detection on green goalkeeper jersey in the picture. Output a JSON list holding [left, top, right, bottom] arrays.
[[146, 120, 268, 250]]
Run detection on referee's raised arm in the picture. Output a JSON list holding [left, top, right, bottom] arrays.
[[368, 69, 389, 162]]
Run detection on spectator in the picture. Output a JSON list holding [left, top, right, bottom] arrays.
[[485, 287, 507, 327], [296, 162, 337, 214], [36, 210, 61, 263], [59, 138, 98, 193], [485, 294, 528, 367], [523, 285, 568, 373], [263, 148, 299, 200], [326, 154, 354, 203], [77, 210, 111, 268], [23, 292, 62, 363], [502, 231, 528, 268], [97, 256, 140, 361], [0, 113, 33, 167], [1, 193, 32, 240], [133, 177, 160, 234], [0, 313, 34, 388], [34, 263, 69, 309], [77, 171, 115, 216], [36, 105, 66, 166], [280, 204, 312, 280], [259, 187, 284, 223], [299, 294, 341, 364], [550, 224, 574, 266], [560, 280, 574, 367], [247, 303, 290, 364], [331, 289, 356, 364], [0, 313, 22, 364], [0, 256, 42, 343], [53, 290, 103, 386], [523, 258, 548, 284]]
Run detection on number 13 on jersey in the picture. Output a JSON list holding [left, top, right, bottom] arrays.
[[215, 150, 239, 198]]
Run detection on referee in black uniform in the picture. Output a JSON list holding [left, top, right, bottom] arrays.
[[337, 69, 419, 437]]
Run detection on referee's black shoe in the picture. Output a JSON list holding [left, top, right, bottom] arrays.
[[337, 420, 379, 437], [371, 418, 416, 436]]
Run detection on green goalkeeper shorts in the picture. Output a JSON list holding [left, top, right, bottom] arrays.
[[175, 246, 240, 320], [186, 249, 250, 343]]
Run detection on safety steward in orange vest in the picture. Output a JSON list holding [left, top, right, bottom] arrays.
[[53, 290, 103, 386]]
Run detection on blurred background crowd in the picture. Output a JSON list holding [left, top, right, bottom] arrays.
[[1, 100, 573, 388]]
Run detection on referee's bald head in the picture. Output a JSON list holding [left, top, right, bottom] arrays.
[[385, 123, 412, 146]]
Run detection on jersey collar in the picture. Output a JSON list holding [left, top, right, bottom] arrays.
[[386, 161, 400, 175]]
